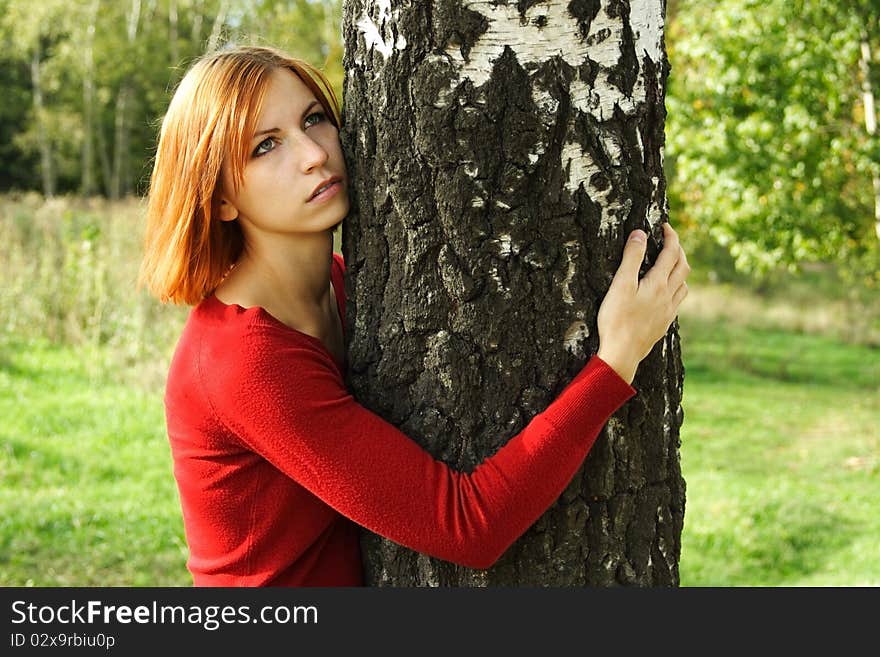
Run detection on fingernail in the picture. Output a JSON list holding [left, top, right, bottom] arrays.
[[629, 230, 646, 243]]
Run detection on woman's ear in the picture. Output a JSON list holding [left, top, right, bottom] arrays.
[[218, 198, 239, 222]]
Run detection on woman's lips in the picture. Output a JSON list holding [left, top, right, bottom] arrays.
[[308, 180, 342, 203]]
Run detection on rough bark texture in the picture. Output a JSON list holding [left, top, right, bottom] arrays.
[[341, 0, 684, 586]]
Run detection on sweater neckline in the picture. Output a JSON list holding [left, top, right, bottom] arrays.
[[206, 254, 346, 371]]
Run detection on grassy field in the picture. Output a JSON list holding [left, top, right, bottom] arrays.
[[0, 195, 877, 586], [0, 338, 190, 586], [678, 318, 879, 585]]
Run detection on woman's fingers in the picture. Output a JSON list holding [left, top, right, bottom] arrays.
[[671, 281, 689, 310], [614, 230, 649, 289], [654, 223, 681, 277], [668, 244, 691, 290], [641, 223, 680, 290]]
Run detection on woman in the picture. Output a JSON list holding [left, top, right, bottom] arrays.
[[140, 46, 690, 586]]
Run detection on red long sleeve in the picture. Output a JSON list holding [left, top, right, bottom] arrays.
[[164, 253, 636, 586]]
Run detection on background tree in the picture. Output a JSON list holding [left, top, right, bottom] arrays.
[[666, 0, 880, 286], [341, 0, 685, 586], [0, 0, 344, 196]]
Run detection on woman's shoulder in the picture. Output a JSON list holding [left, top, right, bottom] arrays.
[[192, 294, 318, 347], [172, 295, 333, 392]]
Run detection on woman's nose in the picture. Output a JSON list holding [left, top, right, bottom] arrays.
[[298, 134, 329, 172]]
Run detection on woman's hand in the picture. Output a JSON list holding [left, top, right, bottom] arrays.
[[596, 223, 690, 385]]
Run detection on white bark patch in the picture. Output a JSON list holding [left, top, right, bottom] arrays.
[[629, 0, 664, 65], [560, 138, 621, 236], [494, 233, 514, 257], [560, 240, 579, 305], [442, 1, 593, 92], [563, 320, 590, 356], [560, 139, 600, 196], [570, 68, 637, 122], [356, 0, 407, 64], [531, 84, 559, 120], [584, 5, 623, 68], [488, 262, 509, 296], [647, 175, 663, 230], [601, 132, 624, 165]]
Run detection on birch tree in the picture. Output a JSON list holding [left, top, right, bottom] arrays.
[[81, 0, 100, 196], [342, 0, 684, 586], [856, 17, 880, 241]]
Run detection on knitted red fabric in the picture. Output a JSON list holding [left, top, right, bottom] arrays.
[[164, 253, 637, 586]]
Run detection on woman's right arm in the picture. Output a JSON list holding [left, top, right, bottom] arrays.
[[199, 223, 689, 570]]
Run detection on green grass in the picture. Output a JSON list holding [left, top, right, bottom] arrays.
[[678, 318, 880, 586], [0, 338, 190, 586]]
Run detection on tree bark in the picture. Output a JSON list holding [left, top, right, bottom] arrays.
[[206, 0, 229, 52], [111, 0, 141, 199], [111, 87, 128, 200], [169, 0, 180, 68], [31, 43, 55, 198], [858, 33, 880, 240], [96, 119, 113, 198], [342, 0, 684, 586]]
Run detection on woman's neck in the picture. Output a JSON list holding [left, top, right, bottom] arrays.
[[216, 230, 336, 327]]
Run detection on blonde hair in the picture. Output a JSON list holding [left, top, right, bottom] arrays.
[[139, 46, 341, 305]]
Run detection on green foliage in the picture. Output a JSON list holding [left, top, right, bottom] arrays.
[[667, 0, 880, 287], [0, 0, 343, 197], [0, 52, 37, 190]]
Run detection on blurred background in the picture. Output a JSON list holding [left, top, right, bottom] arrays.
[[0, 0, 877, 586]]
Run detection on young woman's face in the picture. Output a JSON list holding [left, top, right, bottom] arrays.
[[219, 67, 349, 235]]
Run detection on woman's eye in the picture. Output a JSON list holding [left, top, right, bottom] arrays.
[[253, 137, 277, 157], [305, 111, 326, 128]]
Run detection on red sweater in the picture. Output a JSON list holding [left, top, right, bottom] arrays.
[[164, 252, 637, 586]]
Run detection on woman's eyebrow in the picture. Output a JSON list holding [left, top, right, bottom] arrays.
[[300, 99, 320, 118], [252, 127, 280, 140], [251, 100, 321, 141]]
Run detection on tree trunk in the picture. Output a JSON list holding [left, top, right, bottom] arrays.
[[81, 0, 99, 196], [111, 0, 141, 199], [342, 0, 684, 586], [169, 0, 180, 69], [191, 0, 204, 48], [96, 119, 113, 197], [859, 33, 880, 240], [31, 43, 55, 198], [111, 86, 128, 199], [206, 0, 229, 52]]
